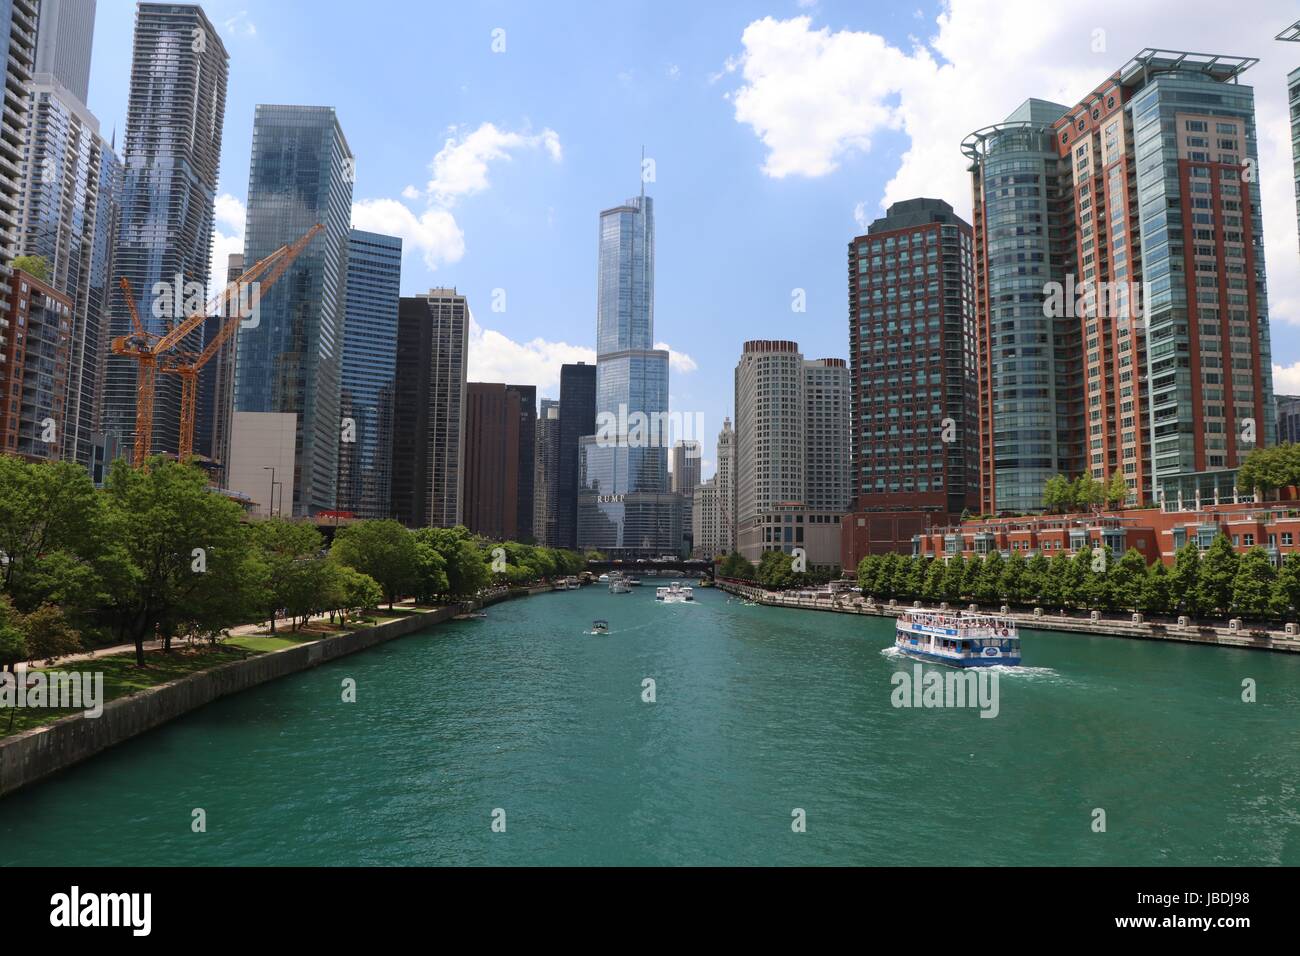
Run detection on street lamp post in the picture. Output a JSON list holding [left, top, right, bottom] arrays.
[[263, 466, 277, 518]]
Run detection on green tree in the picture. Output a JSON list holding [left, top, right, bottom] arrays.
[[1139, 561, 1171, 615], [0, 456, 107, 614], [1024, 553, 1050, 604], [1170, 542, 1201, 617], [960, 554, 983, 601], [248, 518, 325, 633], [11, 254, 49, 281], [1042, 552, 1071, 608], [757, 550, 797, 589], [0, 594, 26, 672], [922, 556, 946, 602], [1271, 552, 1300, 618], [975, 550, 1004, 604], [1195, 534, 1238, 617], [877, 553, 902, 597], [856, 555, 880, 595], [1042, 474, 1070, 514], [940, 556, 966, 603], [721, 551, 756, 581], [1230, 547, 1274, 620], [1000, 550, 1029, 605], [1105, 470, 1129, 509], [331, 520, 417, 608], [1237, 444, 1300, 497], [898, 556, 927, 599], [101, 458, 255, 665], [1112, 548, 1149, 612], [1080, 544, 1114, 611], [411, 540, 450, 604], [20, 604, 82, 664]]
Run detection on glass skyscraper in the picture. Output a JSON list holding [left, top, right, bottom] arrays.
[[234, 105, 354, 516], [338, 229, 401, 519], [104, 3, 228, 459], [577, 190, 681, 556]]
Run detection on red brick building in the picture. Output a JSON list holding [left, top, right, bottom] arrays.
[[0, 270, 73, 461]]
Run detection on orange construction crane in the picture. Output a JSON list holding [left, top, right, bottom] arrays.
[[111, 223, 324, 466]]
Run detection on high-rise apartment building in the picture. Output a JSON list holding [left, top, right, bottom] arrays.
[[235, 105, 354, 516], [556, 361, 595, 548], [1277, 394, 1300, 445], [34, 0, 93, 103], [338, 229, 401, 519], [534, 399, 560, 547], [841, 198, 978, 563], [1280, 23, 1300, 259], [463, 382, 522, 541], [196, 252, 240, 480], [734, 341, 848, 570], [18, 72, 120, 468], [0, 0, 39, 330], [965, 51, 1276, 514], [506, 383, 536, 541], [104, 3, 228, 459], [671, 440, 701, 495], [577, 189, 681, 557], [0, 269, 73, 460], [390, 289, 468, 528]]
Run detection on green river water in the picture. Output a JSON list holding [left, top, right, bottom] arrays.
[[1, 586, 1297, 865]]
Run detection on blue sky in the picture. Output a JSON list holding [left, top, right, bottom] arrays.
[[85, 0, 1300, 478]]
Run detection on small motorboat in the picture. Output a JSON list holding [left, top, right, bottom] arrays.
[[592, 620, 610, 634], [454, 611, 488, 621]]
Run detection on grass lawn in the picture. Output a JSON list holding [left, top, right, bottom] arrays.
[[3, 608, 443, 739], [2, 646, 249, 738]]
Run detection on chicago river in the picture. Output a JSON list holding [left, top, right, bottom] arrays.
[[1, 587, 1297, 866]]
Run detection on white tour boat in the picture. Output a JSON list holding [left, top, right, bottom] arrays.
[[655, 581, 694, 603], [895, 610, 1020, 668]]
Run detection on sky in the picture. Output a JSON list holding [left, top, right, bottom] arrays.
[[84, 0, 1300, 479]]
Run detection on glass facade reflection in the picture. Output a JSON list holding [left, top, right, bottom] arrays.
[[235, 105, 354, 516], [578, 191, 680, 555]]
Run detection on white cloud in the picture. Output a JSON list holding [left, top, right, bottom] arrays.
[[420, 123, 562, 207], [468, 316, 595, 395], [351, 198, 465, 271], [1273, 363, 1300, 396], [724, 1, 1300, 328], [356, 122, 562, 272], [655, 341, 699, 374], [208, 192, 245, 296], [223, 12, 256, 37], [666, 63, 681, 80], [853, 201, 870, 232]]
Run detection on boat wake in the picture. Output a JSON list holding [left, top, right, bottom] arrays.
[[878, 646, 1059, 679]]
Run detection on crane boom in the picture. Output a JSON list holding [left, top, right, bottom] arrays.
[[109, 223, 324, 467]]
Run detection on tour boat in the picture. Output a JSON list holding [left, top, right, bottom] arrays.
[[592, 620, 609, 634], [609, 575, 632, 594], [655, 581, 694, 603], [895, 611, 1020, 667]]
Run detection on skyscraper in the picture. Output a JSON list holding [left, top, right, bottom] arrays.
[[390, 289, 468, 528], [671, 440, 701, 495], [1280, 22, 1300, 259], [577, 188, 680, 557], [534, 399, 560, 547], [235, 105, 354, 516], [33, 0, 94, 104], [463, 383, 521, 541], [0, 270, 73, 461], [963, 98, 1081, 515], [841, 198, 978, 563], [196, 252, 241, 480], [557, 361, 595, 548], [966, 51, 1276, 513], [0, 0, 39, 311], [734, 341, 848, 571], [104, 3, 228, 459], [18, 72, 120, 468], [715, 416, 735, 554], [338, 229, 401, 519], [506, 383, 536, 541]]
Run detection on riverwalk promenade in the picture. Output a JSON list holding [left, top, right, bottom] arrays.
[[715, 579, 1300, 654]]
